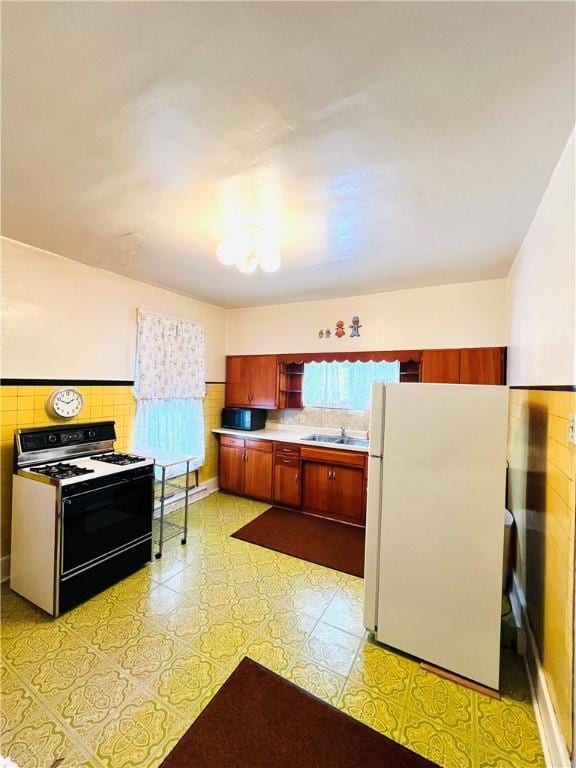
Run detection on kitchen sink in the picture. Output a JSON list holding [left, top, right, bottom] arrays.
[[301, 434, 342, 443], [337, 437, 369, 447], [300, 434, 369, 447]]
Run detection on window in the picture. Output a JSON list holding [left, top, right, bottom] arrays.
[[133, 399, 204, 476], [302, 360, 400, 410], [132, 311, 206, 478]]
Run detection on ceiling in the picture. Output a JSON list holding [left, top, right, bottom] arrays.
[[2, 2, 574, 308]]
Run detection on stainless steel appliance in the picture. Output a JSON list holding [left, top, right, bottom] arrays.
[[221, 407, 266, 431], [11, 421, 154, 616]]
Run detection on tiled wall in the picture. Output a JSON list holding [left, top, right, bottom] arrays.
[[508, 388, 576, 751], [0, 382, 225, 559], [267, 407, 369, 432], [200, 383, 225, 484]]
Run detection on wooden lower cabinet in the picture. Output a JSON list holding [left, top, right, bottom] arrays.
[[219, 436, 273, 502], [302, 458, 366, 525], [219, 436, 366, 524], [273, 463, 301, 507], [302, 462, 332, 515], [244, 449, 273, 500], [331, 465, 365, 523], [219, 444, 244, 495]]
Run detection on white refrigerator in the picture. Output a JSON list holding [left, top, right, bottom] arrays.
[[364, 383, 508, 690]]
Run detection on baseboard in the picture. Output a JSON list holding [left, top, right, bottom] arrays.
[[0, 480, 220, 583], [153, 476, 219, 517], [511, 572, 571, 768], [1, 555, 10, 583]]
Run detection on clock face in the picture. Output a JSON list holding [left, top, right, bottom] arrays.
[[48, 388, 84, 419]]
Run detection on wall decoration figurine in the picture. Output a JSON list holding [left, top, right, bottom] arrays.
[[350, 316, 362, 337], [335, 320, 346, 338], [325, 328, 332, 338], [318, 329, 324, 338]]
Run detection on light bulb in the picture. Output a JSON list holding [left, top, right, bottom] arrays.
[[255, 234, 281, 272], [217, 229, 254, 266], [236, 251, 259, 274], [217, 239, 242, 266]]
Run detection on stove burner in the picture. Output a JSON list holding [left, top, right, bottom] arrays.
[[92, 453, 145, 466], [32, 463, 95, 480]]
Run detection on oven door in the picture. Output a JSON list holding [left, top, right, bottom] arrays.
[[61, 475, 153, 575]]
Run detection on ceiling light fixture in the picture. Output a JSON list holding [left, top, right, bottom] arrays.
[[217, 226, 281, 274]]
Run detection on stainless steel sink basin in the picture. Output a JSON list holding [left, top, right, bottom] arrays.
[[301, 434, 341, 443], [337, 437, 369, 447], [300, 434, 369, 447]]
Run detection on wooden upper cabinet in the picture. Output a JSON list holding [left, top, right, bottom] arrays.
[[421, 348, 505, 385], [226, 356, 251, 406], [249, 356, 278, 408], [225, 355, 278, 408], [460, 348, 505, 385], [421, 349, 461, 383]]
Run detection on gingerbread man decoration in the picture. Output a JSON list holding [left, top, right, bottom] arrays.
[[349, 316, 362, 337]]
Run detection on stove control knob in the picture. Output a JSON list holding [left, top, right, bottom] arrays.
[[48, 434, 58, 444], [88, 430, 96, 440]]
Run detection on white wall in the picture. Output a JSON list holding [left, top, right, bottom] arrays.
[[1, 238, 227, 381], [507, 129, 576, 387], [226, 279, 507, 355]]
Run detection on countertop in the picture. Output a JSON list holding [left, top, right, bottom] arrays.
[[212, 425, 369, 453]]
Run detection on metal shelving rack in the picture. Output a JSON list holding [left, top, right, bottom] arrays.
[[144, 451, 199, 559]]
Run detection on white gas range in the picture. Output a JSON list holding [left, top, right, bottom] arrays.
[[11, 422, 155, 616]]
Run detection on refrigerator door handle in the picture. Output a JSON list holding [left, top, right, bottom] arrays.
[[368, 382, 386, 458], [363, 454, 384, 633]]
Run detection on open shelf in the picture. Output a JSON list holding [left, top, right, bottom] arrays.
[[278, 361, 304, 409]]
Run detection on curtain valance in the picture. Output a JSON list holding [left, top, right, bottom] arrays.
[[134, 310, 206, 400], [278, 350, 421, 365]]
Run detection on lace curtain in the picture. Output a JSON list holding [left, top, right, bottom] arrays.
[[303, 360, 400, 410], [132, 311, 206, 475], [134, 310, 205, 400]]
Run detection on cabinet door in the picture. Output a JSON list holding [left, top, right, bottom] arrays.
[[302, 462, 332, 515], [460, 348, 504, 385], [331, 465, 365, 523], [421, 350, 461, 383], [219, 445, 245, 494], [273, 463, 301, 508], [244, 449, 273, 501], [249, 356, 278, 408], [225, 357, 251, 407]]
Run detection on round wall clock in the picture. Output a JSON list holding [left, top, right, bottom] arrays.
[[46, 387, 84, 419]]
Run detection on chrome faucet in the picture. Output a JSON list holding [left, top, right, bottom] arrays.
[[340, 426, 347, 438]]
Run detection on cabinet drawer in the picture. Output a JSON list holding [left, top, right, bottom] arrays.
[[274, 455, 300, 468], [274, 444, 301, 457], [245, 439, 273, 453], [221, 435, 245, 448], [300, 446, 366, 468]]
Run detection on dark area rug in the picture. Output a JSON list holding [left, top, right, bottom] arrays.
[[231, 506, 365, 577], [160, 657, 438, 768]]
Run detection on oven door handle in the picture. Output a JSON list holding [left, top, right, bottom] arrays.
[[63, 475, 151, 501]]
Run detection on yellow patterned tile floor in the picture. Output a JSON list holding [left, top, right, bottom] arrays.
[[1, 493, 544, 768]]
